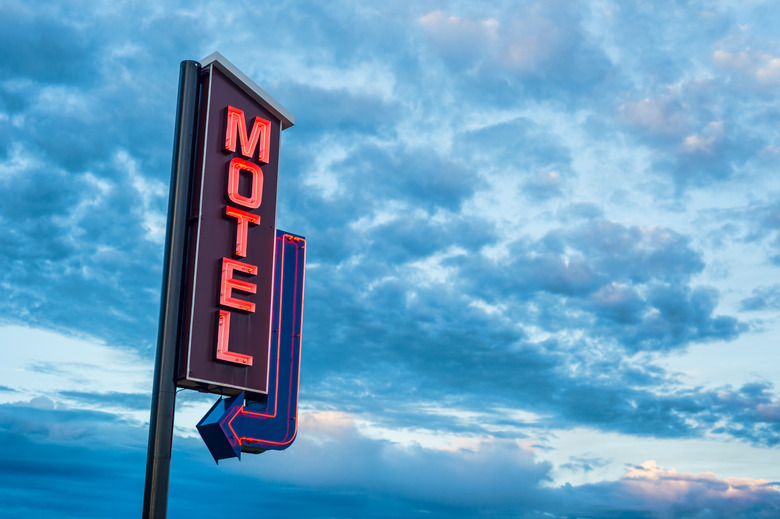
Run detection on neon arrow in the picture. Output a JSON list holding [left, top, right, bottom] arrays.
[[197, 231, 305, 462]]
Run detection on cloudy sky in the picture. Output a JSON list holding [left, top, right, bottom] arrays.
[[3, 0, 780, 517]]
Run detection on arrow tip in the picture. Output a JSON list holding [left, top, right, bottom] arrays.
[[196, 392, 244, 462]]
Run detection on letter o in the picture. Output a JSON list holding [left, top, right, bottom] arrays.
[[227, 157, 263, 209]]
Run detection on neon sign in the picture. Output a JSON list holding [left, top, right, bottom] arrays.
[[176, 54, 297, 400], [170, 53, 304, 461]]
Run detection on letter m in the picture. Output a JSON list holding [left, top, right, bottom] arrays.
[[224, 106, 271, 163]]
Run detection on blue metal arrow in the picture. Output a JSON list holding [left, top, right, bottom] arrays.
[[197, 231, 305, 462], [196, 392, 244, 462]]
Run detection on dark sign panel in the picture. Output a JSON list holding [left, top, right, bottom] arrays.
[[176, 54, 294, 397]]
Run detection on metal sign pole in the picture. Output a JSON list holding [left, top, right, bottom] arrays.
[[142, 60, 201, 519]]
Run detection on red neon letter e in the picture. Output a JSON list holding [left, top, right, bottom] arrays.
[[220, 257, 258, 312]]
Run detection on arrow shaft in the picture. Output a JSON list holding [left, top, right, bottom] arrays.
[[231, 233, 305, 450]]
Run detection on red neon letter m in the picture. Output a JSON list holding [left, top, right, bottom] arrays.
[[225, 106, 271, 163]]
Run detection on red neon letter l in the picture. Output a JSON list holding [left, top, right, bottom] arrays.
[[216, 310, 254, 365]]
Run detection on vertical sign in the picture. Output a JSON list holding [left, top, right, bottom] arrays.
[[145, 53, 301, 518], [176, 53, 294, 397]]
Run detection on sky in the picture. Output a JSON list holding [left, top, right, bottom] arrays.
[[2, 0, 780, 517]]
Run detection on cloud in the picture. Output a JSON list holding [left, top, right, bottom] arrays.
[[293, 205, 751, 444], [682, 120, 725, 155], [415, 2, 613, 105], [0, 325, 152, 423], [579, 5, 780, 192], [3, 1, 780, 516], [736, 201, 780, 266], [417, 10, 500, 66], [522, 169, 564, 200], [615, 84, 762, 189], [2, 399, 779, 518], [560, 461, 780, 518], [252, 411, 553, 507], [741, 285, 780, 311], [0, 401, 549, 515], [618, 97, 688, 136], [706, 382, 780, 446], [452, 219, 740, 354], [713, 49, 780, 91], [619, 461, 780, 516], [0, 3, 97, 86]]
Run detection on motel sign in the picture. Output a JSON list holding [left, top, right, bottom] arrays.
[[175, 53, 295, 396], [144, 53, 305, 518]]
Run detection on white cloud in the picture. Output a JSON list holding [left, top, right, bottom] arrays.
[[0, 142, 45, 182], [417, 10, 499, 57], [682, 120, 724, 154], [417, 7, 576, 74], [301, 138, 351, 200], [303, 62, 396, 102], [537, 426, 780, 488], [113, 148, 167, 243], [619, 97, 687, 136], [713, 49, 780, 88], [234, 409, 550, 507], [407, 245, 466, 287], [0, 324, 152, 421], [620, 461, 779, 512]]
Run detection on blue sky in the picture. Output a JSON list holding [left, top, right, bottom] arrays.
[[2, 0, 780, 517]]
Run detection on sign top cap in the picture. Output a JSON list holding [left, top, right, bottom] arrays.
[[200, 51, 295, 130]]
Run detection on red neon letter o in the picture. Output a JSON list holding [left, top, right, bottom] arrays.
[[227, 157, 263, 209]]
